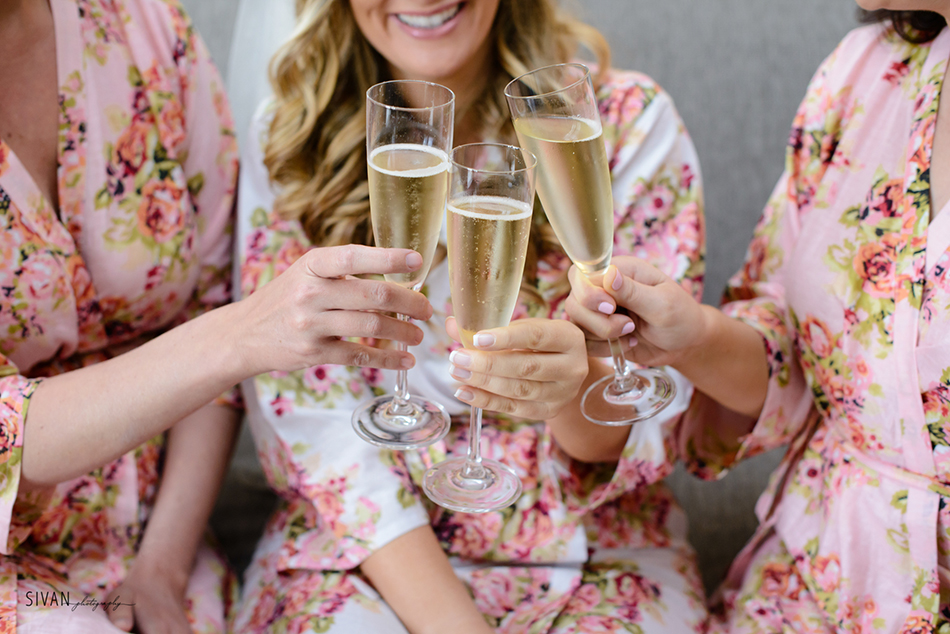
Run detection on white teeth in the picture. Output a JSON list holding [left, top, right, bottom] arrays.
[[396, 4, 462, 29]]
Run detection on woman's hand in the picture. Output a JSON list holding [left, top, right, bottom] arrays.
[[446, 317, 588, 420], [105, 558, 190, 634], [564, 257, 708, 367], [235, 244, 435, 376]]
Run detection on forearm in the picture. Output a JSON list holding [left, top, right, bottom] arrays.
[[23, 302, 248, 489], [674, 304, 769, 420], [546, 357, 629, 464], [134, 403, 241, 587], [360, 526, 492, 634]]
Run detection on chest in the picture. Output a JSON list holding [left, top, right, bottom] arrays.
[[0, 7, 60, 211]]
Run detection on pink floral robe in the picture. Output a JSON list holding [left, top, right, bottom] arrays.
[[234, 71, 708, 633], [0, 0, 239, 631], [680, 23, 950, 634]]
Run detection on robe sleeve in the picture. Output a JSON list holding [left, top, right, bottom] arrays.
[[547, 71, 705, 511], [0, 359, 41, 554], [235, 105, 431, 570], [674, 40, 854, 479]]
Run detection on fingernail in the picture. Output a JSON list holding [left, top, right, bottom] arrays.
[[611, 270, 623, 290], [598, 302, 615, 315], [629, 337, 639, 347], [451, 365, 472, 380], [401, 356, 414, 369], [455, 388, 474, 401], [449, 350, 472, 368], [406, 252, 423, 270], [474, 333, 495, 348], [621, 322, 635, 336]]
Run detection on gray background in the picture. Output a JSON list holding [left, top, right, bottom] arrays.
[[182, 0, 862, 591]]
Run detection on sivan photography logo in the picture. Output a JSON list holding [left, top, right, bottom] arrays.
[[23, 591, 135, 612]]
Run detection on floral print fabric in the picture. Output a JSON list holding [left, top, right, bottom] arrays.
[[680, 24, 950, 633], [234, 70, 708, 633], [0, 0, 238, 630]]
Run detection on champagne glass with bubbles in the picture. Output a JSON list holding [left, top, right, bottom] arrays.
[[505, 63, 676, 426], [422, 143, 537, 513], [352, 80, 453, 449]]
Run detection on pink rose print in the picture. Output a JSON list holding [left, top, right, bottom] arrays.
[[114, 119, 152, 176], [853, 239, 898, 298], [137, 180, 187, 243], [303, 365, 334, 394]]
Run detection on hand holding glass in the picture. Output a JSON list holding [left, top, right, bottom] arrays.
[[505, 63, 676, 425], [352, 80, 453, 449], [422, 143, 537, 513]]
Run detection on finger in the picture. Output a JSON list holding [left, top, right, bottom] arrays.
[[321, 340, 416, 370], [564, 295, 635, 342], [453, 386, 555, 421], [607, 257, 669, 287], [449, 348, 567, 382], [106, 598, 134, 632], [318, 278, 433, 321], [471, 319, 579, 353], [445, 317, 461, 344], [319, 311, 425, 346], [305, 244, 423, 279], [569, 265, 619, 315], [451, 366, 555, 403]]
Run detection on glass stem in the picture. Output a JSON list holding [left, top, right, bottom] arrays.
[[609, 337, 635, 391], [460, 406, 486, 479], [390, 313, 413, 417]]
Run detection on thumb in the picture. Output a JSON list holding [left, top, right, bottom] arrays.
[[444, 316, 462, 344], [603, 265, 665, 319], [105, 590, 134, 632]]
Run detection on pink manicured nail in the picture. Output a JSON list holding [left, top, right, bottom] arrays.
[[474, 333, 495, 348], [406, 252, 423, 269], [400, 356, 414, 369], [598, 302, 615, 315], [449, 350, 472, 368], [621, 322, 635, 336], [455, 388, 474, 401], [611, 271, 623, 290], [451, 365, 472, 380]]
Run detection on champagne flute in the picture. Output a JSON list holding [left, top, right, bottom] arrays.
[[422, 143, 537, 513], [352, 80, 453, 449], [505, 63, 676, 426]]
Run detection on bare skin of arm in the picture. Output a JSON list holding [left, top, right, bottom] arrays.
[[106, 404, 240, 633], [361, 526, 494, 634], [21, 246, 434, 490]]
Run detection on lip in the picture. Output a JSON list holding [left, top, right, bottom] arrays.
[[390, 2, 465, 40]]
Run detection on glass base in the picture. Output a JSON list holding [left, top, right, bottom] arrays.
[[422, 457, 522, 513], [581, 367, 676, 426], [352, 395, 450, 450]]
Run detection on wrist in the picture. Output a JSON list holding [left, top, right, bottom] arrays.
[[201, 300, 262, 382], [129, 548, 190, 594], [672, 304, 718, 372]]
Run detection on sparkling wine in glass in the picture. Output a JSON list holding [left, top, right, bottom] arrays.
[[422, 143, 536, 513], [352, 80, 453, 450], [505, 63, 676, 426]]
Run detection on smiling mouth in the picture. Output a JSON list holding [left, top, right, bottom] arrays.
[[395, 3, 464, 29]]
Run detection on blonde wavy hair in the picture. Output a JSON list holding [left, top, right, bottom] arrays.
[[265, 0, 610, 293]]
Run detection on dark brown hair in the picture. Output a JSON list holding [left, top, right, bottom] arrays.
[[860, 9, 946, 43]]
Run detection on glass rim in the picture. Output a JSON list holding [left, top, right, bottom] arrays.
[[366, 79, 455, 111], [450, 142, 537, 175], [504, 62, 591, 101]]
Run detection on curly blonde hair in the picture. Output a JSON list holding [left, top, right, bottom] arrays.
[[264, 0, 609, 292]]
